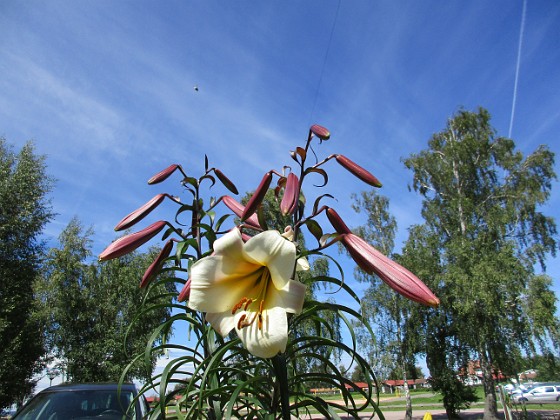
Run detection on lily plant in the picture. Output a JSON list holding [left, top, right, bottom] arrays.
[[99, 124, 439, 419]]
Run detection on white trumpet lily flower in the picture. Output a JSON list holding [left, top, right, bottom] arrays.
[[187, 229, 307, 358]]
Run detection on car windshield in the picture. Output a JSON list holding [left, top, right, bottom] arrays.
[[14, 389, 135, 420]]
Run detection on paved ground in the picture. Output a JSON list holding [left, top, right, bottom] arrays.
[[298, 407, 560, 419]]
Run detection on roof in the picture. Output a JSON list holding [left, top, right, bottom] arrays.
[[384, 379, 426, 386], [39, 382, 137, 393], [343, 382, 370, 389]]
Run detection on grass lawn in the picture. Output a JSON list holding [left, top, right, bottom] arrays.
[[309, 387, 560, 413]]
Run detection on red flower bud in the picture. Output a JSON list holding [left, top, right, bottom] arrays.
[[341, 233, 439, 307], [326, 207, 351, 234], [178, 278, 192, 302], [310, 124, 330, 140], [148, 164, 180, 185], [221, 196, 261, 230], [335, 155, 382, 188], [280, 173, 299, 216], [241, 171, 273, 221], [99, 221, 167, 261], [114, 194, 167, 231], [140, 239, 174, 288], [214, 169, 239, 195], [240, 232, 252, 242]]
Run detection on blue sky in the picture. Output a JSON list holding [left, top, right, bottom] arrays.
[[2, 0, 560, 390]]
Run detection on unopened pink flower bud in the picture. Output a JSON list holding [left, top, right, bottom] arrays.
[[310, 124, 330, 140], [140, 239, 174, 288], [280, 173, 299, 216], [214, 169, 239, 195], [148, 164, 180, 185], [335, 155, 382, 188], [177, 278, 192, 302], [326, 207, 351, 234], [115, 194, 167, 231], [221, 196, 261, 230], [99, 221, 167, 261], [241, 171, 273, 221], [341, 233, 439, 307]]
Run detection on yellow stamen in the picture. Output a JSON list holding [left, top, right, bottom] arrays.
[[244, 298, 253, 310]]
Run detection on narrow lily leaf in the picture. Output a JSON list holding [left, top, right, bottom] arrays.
[[255, 206, 269, 231], [241, 171, 272, 221], [295, 146, 307, 160], [199, 174, 216, 189], [214, 169, 239, 194], [311, 195, 332, 216], [115, 193, 167, 231], [335, 154, 382, 187], [326, 207, 352, 234], [140, 239, 174, 288], [280, 173, 299, 216], [183, 176, 200, 188], [309, 124, 330, 140], [99, 221, 167, 261], [148, 164, 180, 184], [305, 219, 323, 242], [304, 167, 329, 187]]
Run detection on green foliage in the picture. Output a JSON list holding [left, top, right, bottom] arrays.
[[0, 139, 55, 408], [115, 137, 383, 418], [349, 191, 420, 386], [401, 107, 558, 418], [35, 218, 174, 383], [519, 352, 560, 382]]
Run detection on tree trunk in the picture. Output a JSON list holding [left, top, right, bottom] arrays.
[[403, 369, 412, 420], [480, 351, 500, 420]]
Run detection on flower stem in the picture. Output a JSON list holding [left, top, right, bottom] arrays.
[[272, 354, 291, 420]]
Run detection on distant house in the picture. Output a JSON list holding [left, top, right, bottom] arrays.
[[382, 379, 428, 393], [460, 360, 508, 385], [343, 382, 370, 393], [518, 369, 537, 382]]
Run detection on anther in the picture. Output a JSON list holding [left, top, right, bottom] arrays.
[[237, 314, 247, 330], [232, 297, 248, 314]]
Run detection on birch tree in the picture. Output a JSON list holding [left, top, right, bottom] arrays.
[[402, 108, 559, 420]]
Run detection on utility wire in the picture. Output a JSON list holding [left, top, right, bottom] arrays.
[[309, 0, 341, 124]]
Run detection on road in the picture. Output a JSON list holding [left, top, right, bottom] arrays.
[[295, 404, 560, 419]]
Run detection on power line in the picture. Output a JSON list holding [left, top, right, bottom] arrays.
[[309, 0, 341, 124]]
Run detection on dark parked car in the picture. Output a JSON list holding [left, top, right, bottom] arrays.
[[12, 383, 148, 419]]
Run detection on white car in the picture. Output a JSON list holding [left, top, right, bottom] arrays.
[[514, 385, 560, 403]]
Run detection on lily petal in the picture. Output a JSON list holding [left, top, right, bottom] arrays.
[[243, 231, 296, 290], [238, 305, 288, 359]]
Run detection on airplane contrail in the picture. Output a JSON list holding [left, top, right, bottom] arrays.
[[509, 0, 527, 139]]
